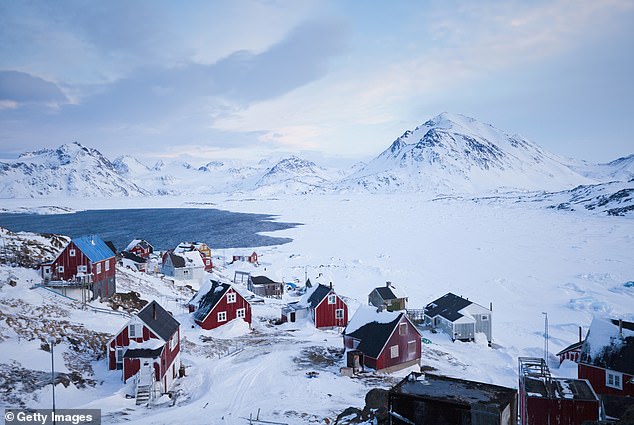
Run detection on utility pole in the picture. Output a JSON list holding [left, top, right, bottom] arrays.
[[542, 312, 549, 363], [49, 337, 57, 425]]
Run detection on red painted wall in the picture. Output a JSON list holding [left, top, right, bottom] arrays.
[[195, 288, 252, 330], [314, 292, 348, 329], [129, 244, 151, 259], [578, 363, 634, 397], [375, 317, 421, 371], [522, 393, 599, 425]]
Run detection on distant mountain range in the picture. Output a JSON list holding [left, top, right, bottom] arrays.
[[1, 113, 633, 214]]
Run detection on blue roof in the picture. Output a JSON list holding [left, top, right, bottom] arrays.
[[72, 235, 115, 262]]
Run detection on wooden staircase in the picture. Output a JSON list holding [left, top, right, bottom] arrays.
[[135, 363, 155, 406]]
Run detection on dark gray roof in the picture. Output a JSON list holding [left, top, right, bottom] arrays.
[[250, 276, 278, 285], [193, 281, 231, 322], [307, 284, 332, 308], [168, 252, 185, 268], [122, 251, 147, 263], [123, 346, 164, 359], [374, 286, 397, 301], [344, 313, 403, 358], [424, 292, 472, 322], [392, 372, 516, 409], [556, 340, 584, 356], [137, 300, 180, 342], [105, 241, 117, 255]]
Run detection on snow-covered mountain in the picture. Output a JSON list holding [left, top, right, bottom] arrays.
[[338, 113, 593, 194], [0, 142, 149, 197], [541, 179, 634, 216], [571, 154, 634, 182], [252, 156, 338, 195]]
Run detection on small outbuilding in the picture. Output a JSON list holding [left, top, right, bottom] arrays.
[[125, 239, 154, 259], [368, 281, 408, 311], [247, 275, 284, 298]]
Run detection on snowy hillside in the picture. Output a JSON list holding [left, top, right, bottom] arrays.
[[338, 113, 593, 194], [542, 179, 634, 216], [252, 156, 339, 195], [0, 142, 149, 198], [571, 154, 634, 182]]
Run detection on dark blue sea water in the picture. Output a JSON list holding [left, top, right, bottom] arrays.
[[0, 208, 300, 251]]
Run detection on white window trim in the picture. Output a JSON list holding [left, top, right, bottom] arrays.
[[115, 347, 123, 364], [128, 324, 140, 338], [482, 315, 489, 321], [390, 345, 399, 359], [105, 260, 110, 271], [57, 265, 64, 273], [169, 333, 177, 351], [227, 292, 237, 304], [78, 265, 87, 273], [69, 249, 76, 257], [96, 262, 102, 274], [44, 267, 51, 273], [236, 308, 246, 319], [335, 308, 344, 319], [218, 311, 227, 322], [606, 370, 623, 390], [399, 323, 407, 335], [328, 294, 336, 305]]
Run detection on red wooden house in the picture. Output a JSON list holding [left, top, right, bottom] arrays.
[[125, 239, 154, 259], [232, 251, 258, 264], [41, 235, 116, 300], [557, 340, 584, 364], [175, 242, 213, 272], [343, 305, 422, 373], [578, 318, 634, 399], [107, 301, 181, 398], [190, 280, 252, 330], [282, 283, 348, 329]]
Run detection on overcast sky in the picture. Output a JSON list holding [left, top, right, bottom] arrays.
[[1, 0, 633, 165]]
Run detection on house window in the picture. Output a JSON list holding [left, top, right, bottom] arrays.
[[399, 323, 408, 335], [115, 347, 123, 369], [128, 324, 140, 338], [169, 334, 177, 351], [328, 295, 336, 305], [218, 311, 227, 322], [227, 292, 236, 303], [335, 309, 344, 319], [408, 340, 417, 357], [237, 308, 246, 319], [77, 265, 87, 273], [183, 269, 189, 275], [105, 260, 110, 271], [96, 262, 102, 274], [57, 265, 64, 273], [606, 371, 623, 390], [44, 267, 51, 274], [390, 345, 399, 359], [69, 249, 76, 257], [482, 315, 489, 321]]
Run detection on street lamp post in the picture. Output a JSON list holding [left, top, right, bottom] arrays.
[[49, 337, 56, 425]]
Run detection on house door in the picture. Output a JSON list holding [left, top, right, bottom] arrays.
[[290, 312, 296, 322], [43, 266, 52, 281]]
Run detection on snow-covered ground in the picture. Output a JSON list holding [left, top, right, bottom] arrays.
[[1, 193, 633, 424]]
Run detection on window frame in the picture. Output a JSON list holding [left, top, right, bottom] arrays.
[[218, 311, 227, 322], [105, 260, 110, 271], [96, 262, 102, 274], [69, 249, 76, 257], [399, 323, 408, 335], [390, 345, 399, 359], [327, 294, 336, 305], [128, 324, 140, 338], [227, 292, 237, 304], [606, 370, 623, 390], [236, 308, 246, 319], [335, 308, 344, 319], [57, 265, 64, 273]]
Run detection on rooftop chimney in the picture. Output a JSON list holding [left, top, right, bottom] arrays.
[[329, 282, 333, 289], [386, 281, 392, 287], [579, 326, 583, 343], [490, 302, 493, 312], [153, 302, 157, 320]]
